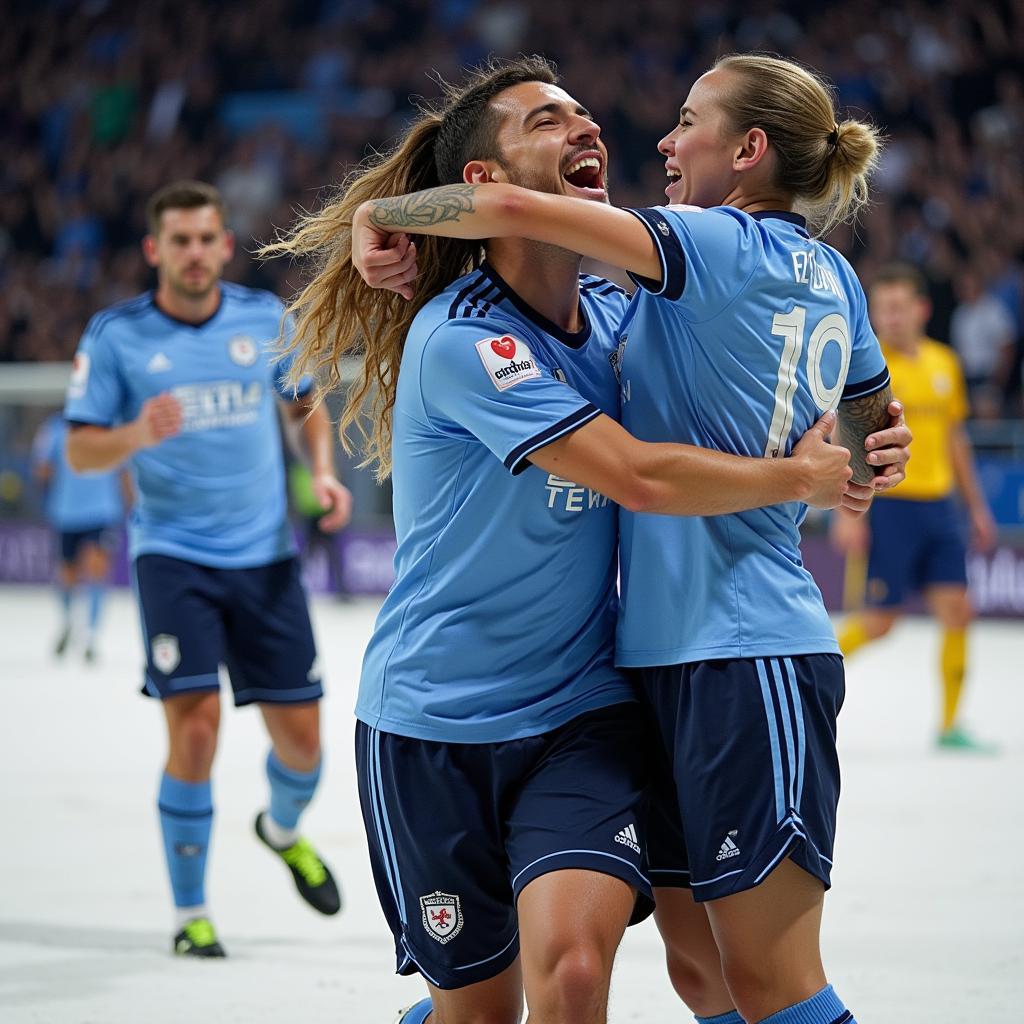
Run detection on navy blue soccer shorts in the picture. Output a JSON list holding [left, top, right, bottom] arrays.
[[865, 496, 967, 607], [59, 525, 116, 563], [637, 654, 845, 902], [133, 554, 322, 706], [355, 703, 654, 990]]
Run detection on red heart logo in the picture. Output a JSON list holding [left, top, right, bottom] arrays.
[[490, 336, 517, 359]]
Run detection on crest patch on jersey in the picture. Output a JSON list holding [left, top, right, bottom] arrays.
[[68, 352, 91, 400], [475, 334, 541, 391], [228, 334, 258, 366], [420, 891, 463, 944], [151, 634, 181, 675]]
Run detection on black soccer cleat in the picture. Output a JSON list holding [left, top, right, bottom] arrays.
[[173, 917, 227, 958], [254, 812, 342, 916]]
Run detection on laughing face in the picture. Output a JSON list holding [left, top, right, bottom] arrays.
[[658, 69, 742, 209], [484, 81, 609, 203]]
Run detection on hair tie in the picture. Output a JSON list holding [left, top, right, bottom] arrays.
[[827, 124, 840, 149]]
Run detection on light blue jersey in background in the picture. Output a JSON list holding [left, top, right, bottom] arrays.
[[63, 284, 307, 568], [32, 413, 123, 531], [616, 206, 890, 666], [357, 263, 635, 743]]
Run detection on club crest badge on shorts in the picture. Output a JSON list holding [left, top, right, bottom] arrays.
[[151, 634, 181, 675], [419, 891, 463, 944]]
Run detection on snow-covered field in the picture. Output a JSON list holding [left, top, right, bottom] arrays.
[[1, 587, 1020, 1023]]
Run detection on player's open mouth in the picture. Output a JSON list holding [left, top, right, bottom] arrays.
[[562, 152, 607, 198], [664, 167, 682, 198]]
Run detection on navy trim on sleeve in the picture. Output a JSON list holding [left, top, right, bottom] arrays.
[[624, 209, 686, 301], [66, 417, 113, 429], [503, 404, 601, 476], [841, 367, 891, 401]]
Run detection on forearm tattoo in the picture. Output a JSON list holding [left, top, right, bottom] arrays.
[[369, 184, 477, 229], [837, 384, 894, 485]]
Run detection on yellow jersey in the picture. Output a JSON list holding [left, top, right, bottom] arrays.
[[879, 337, 967, 501]]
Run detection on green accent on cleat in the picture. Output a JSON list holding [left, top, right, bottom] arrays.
[[937, 725, 999, 754], [173, 917, 226, 958], [254, 812, 342, 915]]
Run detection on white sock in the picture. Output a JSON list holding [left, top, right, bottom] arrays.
[[176, 904, 209, 929], [260, 811, 298, 849]]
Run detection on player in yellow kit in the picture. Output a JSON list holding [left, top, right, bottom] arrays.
[[832, 263, 998, 751]]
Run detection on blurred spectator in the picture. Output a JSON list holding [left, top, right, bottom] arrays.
[[0, 0, 1022, 400], [949, 269, 1016, 418]]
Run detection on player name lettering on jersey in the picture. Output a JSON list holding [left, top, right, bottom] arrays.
[[545, 474, 610, 512], [173, 380, 263, 432], [791, 250, 845, 302]]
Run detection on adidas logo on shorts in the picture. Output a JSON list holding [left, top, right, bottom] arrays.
[[613, 823, 640, 854], [716, 831, 741, 861]]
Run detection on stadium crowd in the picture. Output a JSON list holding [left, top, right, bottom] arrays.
[[2, 0, 1023, 415]]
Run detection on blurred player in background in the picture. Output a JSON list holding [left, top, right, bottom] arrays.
[[63, 181, 352, 958], [832, 262, 998, 751], [31, 412, 129, 661]]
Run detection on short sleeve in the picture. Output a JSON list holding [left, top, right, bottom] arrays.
[[625, 206, 762, 322], [419, 320, 600, 475], [841, 283, 890, 401], [64, 317, 127, 426], [273, 313, 315, 400]]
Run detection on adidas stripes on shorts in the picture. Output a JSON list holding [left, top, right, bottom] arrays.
[[636, 654, 845, 901], [355, 703, 654, 990]]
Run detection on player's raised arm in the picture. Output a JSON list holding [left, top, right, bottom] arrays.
[[354, 183, 664, 284]]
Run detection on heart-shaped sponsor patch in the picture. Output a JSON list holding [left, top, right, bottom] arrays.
[[490, 336, 517, 359]]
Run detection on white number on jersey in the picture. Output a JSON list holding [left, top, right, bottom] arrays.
[[764, 306, 851, 458]]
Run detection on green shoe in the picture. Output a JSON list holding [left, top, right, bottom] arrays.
[[255, 813, 342, 916], [937, 725, 999, 754], [173, 917, 226, 958]]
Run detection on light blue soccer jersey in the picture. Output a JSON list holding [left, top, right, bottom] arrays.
[[356, 263, 635, 743], [616, 206, 889, 666], [32, 414, 123, 531], [63, 284, 307, 568]]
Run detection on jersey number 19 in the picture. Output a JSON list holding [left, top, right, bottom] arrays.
[[764, 305, 851, 458]]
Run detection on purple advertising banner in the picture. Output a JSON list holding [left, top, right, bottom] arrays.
[[3, 520, 1024, 617], [0, 521, 398, 597]]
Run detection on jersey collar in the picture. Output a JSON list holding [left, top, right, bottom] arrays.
[[479, 261, 592, 349], [150, 288, 225, 329], [748, 210, 809, 237]]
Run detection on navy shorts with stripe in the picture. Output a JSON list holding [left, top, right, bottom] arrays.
[[133, 554, 321, 706], [638, 655, 844, 902], [865, 496, 967, 607], [59, 526, 116, 563], [355, 704, 654, 990]]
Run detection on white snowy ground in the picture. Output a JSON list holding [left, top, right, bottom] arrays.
[[0, 585, 1021, 1024]]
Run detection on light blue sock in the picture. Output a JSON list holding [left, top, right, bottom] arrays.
[[86, 582, 105, 633], [757, 985, 855, 1024], [399, 998, 432, 1024], [266, 750, 321, 831], [697, 1011, 744, 1024], [58, 585, 72, 624], [158, 774, 213, 909]]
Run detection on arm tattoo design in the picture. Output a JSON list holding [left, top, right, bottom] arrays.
[[837, 384, 894, 486], [369, 185, 477, 229]]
